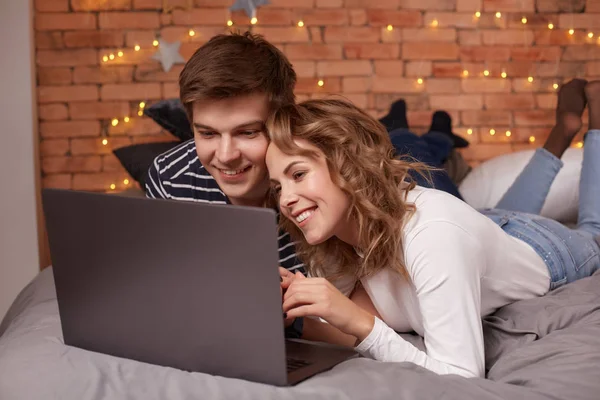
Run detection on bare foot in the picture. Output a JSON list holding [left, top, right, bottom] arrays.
[[585, 80, 600, 131], [543, 78, 587, 158]]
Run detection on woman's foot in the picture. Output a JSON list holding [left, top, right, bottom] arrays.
[[585, 80, 600, 131], [543, 78, 587, 158]]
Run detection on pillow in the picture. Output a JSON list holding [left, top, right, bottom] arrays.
[[113, 141, 182, 189], [144, 99, 193, 141], [459, 148, 583, 224]]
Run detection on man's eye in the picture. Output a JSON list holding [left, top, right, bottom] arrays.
[[198, 131, 215, 137], [240, 130, 259, 136]]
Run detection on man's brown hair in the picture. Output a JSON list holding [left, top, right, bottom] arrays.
[[179, 31, 297, 119]]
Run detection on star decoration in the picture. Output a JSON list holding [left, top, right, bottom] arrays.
[[230, 0, 270, 19], [151, 39, 185, 72]]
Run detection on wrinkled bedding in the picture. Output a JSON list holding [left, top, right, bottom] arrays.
[[1, 267, 600, 400]]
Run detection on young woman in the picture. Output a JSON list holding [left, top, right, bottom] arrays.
[[266, 81, 600, 379]]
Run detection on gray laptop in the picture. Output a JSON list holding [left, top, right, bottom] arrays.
[[42, 188, 357, 386]]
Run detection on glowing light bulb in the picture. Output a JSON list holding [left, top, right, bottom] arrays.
[[251, 17, 258, 25], [589, 32, 594, 38], [495, 12, 501, 19], [569, 29, 574, 35], [139, 102, 146, 109], [467, 128, 473, 135], [548, 23, 554, 30], [134, 45, 141, 51], [124, 179, 130, 185], [102, 55, 108, 62], [317, 80, 324, 87], [153, 40, 159, 47], [462, 70, 469, 77], [490, 129, 496, 136], [475, 11, 481, 18], [138, 110, 143, 116], [553, 83, 559, 90], [431, 19, 438, 27], [387, 24, 393, 31], [110, 184, 116, 190], [528, 76, 534, 83], [297, 21, 304, 27], [521, 17, 527, 24], [117, 51, 123, 57], [102, 138, 108, 146], [124, 116, 130, 123], [505, 130, 512, 137], [417, 78, 424, 84], [483, 70, 490, 77], [501, 71, 507, 78], [529, 136, 536, 143], [189, 29, 195, 37], [109, 53, 115, 60], [111, 118, 119, 127], [576, 141, 584, 148], [227, 20, 233, 26]]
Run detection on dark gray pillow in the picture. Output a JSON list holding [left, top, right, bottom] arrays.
[[144, 99, 193, 141]]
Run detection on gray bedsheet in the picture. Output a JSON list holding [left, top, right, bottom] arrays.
[[1, 267, 600, 400]]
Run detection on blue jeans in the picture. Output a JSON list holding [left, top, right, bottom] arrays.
[[389, 129, 463, 200], [480, 131, 600, 290]]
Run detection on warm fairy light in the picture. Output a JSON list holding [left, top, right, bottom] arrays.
[[117, 51, 123, 57], [227, 20, 233, 26], [529, 136, 536, 143], [109, 53, 115, 60], [475, 11, 481, 18], [548, 23, 554, 29], [462, 70, 469, 77], [189, 29, 195, 37], [124, 116, 130, 123], [495, 12, 501, 19], [505, 130, 512, 137], [387, 24, 393, 31], [569, 29, 575, 35], [521, 17, 527, 24], [111, 118, 119, 127], [134, 44, 141, 51], [139, 102, 146, 108], [110, 184, 116, 190], [528, 76, 534, 83], [297, 21, 304, 27], [501, 71, 507, 78], [483, 70, 490, 77], [490, 129, 496, 136], [431, 19, 438, 27], [102, 138, 108, 146], [251, 17, 258, 24], [317, 80, 324, 87], [467, 128, 473, 135], [417, 78, 424, 84], [588, 32, 594, 38], [553, 83, 559, 90], [138, 110, 143, 116], [102, 55, 108, 62], [575, 141, 584, 148], [153, 40, 159, 46], [124, 179, 130, 185]]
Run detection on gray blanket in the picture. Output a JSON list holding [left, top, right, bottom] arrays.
[[1, 267, 600, 400]]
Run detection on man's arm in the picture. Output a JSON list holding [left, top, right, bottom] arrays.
[[145, 156, 168, 199]]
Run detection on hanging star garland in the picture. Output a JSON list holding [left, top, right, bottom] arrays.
[[151, 39, 185, 72], [230, 0, 270, 18]]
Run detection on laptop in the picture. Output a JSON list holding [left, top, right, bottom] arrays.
[[42, 189, 357, 386]]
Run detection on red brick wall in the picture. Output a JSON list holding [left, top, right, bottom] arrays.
[[35, 0, 594, 192]]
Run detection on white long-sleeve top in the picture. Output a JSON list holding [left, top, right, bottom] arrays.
[[339, 186, 551, 378]]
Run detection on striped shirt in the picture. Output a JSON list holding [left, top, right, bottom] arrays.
[[145, 139, 305, 273]]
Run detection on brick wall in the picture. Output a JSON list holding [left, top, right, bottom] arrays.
[[35, 0, 595, 192]]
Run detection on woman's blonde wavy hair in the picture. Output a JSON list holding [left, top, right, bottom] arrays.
[[266, 98, 432, 282]]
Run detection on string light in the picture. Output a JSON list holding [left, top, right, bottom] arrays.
[[553, 83, 559, 90], [317, 80, 324, 87], [521, 17, 527, 24], [102, 138, 108, 146], [109, 53, 115, 60], [467, 128, 473, 135], [483, 70, 490, 77], [575, 141, 584, 148], [124, 179, 130, 185], [134, 44, 141, 51], [490, 129, 496, 136], [111, 118, 119, 127], [501, 71, 507, 78], [417, 77, 424, 84], [528, 76, 534, 83], [110, 184, 116, 190], [431, 19, 438, 27], [102, 55, 108, 62], [124, 116, 130, 123], [569, 29, 575, 35], [462, 70, 469, 77], [153, 39, 159, 46], [297, 21, 304, 27], [588, 32, 594, 38], [251, 17, 258, 24], [138, 110, 144, 116], [505, 130, 512, 137], [117, 51, 123, 57], [495, 12, 501, 19], [139, 102, 146, 109], [387, 24, 393, 31], [529, 136, 536, 143], [475, 11, 481, 18], [188, 29, 195, 37], [548, 23, 554, 30], [227, 20, 233, 26]]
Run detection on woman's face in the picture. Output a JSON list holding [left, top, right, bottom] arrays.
[[266, 139, 356, 246]]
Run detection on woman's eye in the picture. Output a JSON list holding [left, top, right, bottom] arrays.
[[272, 186, 281, 195], [292, 171, 306, 180]]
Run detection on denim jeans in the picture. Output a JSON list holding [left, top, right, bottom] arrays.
[[480, 130, 600, 290]]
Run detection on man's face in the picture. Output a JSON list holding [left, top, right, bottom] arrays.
[[192, 93, 270, 207]]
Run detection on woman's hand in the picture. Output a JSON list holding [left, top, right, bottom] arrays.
[[279, 267, 298, 327], [282, 273, 375, 342]]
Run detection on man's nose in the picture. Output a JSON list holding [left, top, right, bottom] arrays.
[[216, 136, 240, 164]]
